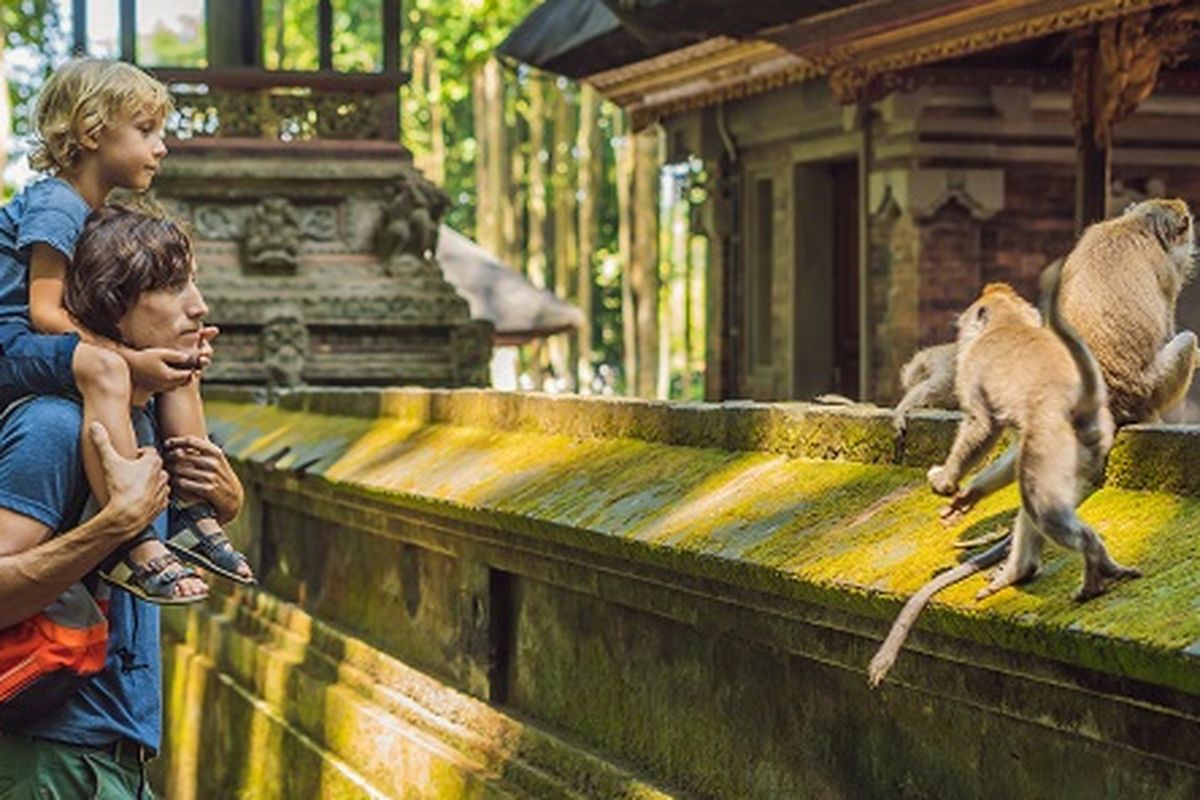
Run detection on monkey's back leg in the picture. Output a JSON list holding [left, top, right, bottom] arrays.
[[1140, 330, 1199, 421], [1018, 436, 1138, 600], [976, 508, 1042, 599]]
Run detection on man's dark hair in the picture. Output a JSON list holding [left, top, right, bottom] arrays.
[[66, 204, 194, 343]]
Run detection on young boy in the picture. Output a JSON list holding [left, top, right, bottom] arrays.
[[0, 58, 253, 602]]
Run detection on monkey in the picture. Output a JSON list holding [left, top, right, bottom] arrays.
[[868, 263, 1139, 687], [937, 201, 1199, 522], [1061, 198, 1198, 424], [892, 342, 958, 433]]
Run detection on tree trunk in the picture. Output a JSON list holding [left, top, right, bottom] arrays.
[[427, 43, 446, 186], [510, 109, 527, 282], [526, 77, 548, 289], [482, 57, 506, 257], [472, 67, 490, 243], [615, 112, 636, 394], [410, 43, 431, 178], [632, 126, 660, 399], [575, 85, 600, 391], [551, 83, 578, 391]]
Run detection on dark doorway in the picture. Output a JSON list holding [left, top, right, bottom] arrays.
[[831, 160, 860, 398], [793, 159, 860, 399]]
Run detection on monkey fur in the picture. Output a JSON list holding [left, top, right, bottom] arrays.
[[939, 201, 1199, 521], [1060, 198, 1198, 424], [868, 266, 1138, 687], [893, 342, 958, 433]]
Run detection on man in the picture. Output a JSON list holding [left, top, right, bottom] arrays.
[[0, 207, 242, 798]]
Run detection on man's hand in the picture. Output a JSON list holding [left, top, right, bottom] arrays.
[[163, 435, 243, 524], [123, 347, 198, 392], [90, 422, 169, 536]]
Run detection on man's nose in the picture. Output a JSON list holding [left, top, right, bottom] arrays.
[[154, 136, 168, 159], [186, 286, 208, 318]]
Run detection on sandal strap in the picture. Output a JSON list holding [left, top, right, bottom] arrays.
[[130, 552, 198, 597], [173, 500, 219, 524], [195, 531, 249, 572]]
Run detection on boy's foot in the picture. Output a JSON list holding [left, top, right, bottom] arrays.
[[100, 547, 209, 605], [165, 501, 256, 585]]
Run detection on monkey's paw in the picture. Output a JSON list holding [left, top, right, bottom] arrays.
[[927, 465, 958, 496]]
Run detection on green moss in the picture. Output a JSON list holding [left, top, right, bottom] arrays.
[[206, 395, 1200, 695]]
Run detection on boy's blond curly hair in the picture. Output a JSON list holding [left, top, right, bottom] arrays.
[[29, 59, 173, 174]]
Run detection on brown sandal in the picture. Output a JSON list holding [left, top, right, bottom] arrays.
[[100, 551, 209, 606]]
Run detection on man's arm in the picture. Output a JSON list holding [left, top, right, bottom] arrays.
[[0, 423, 168, 629]]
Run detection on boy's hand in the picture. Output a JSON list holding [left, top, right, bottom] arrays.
[[89, 422, 169, 537], [195, 325, 219, 370], [124, 347, 197, 392], [164, 435, 243, 524]]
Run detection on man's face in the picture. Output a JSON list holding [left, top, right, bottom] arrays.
[[95, 109, 168, 192], [116, 275, 209, 355]]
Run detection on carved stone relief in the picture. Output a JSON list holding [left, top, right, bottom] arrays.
[[154, 156, 491, 388], [195, 205, 241, 240], [260, 305, 308, 388], [377, 168, 450, 260], [244, 197, 302, 274]]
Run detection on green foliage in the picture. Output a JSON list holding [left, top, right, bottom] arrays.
[[139, 15, 207, 67], [400, 0, 540, 232], [4, 0, 66, 140]]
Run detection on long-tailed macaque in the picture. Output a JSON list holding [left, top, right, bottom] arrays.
[[939, 200, 1198, 521], [893, 343, 958, 433], [868, 264, 1138, 687]]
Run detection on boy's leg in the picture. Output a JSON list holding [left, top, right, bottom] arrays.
[[72, 343, 207, 600], [158, 380, 254, 582]]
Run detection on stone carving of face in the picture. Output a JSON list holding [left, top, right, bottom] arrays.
[[261, 312, 308, 388]]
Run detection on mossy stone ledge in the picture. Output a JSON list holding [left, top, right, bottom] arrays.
[[160, 387, 1200, 799]]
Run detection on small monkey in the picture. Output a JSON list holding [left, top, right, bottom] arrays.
[[892, 342, 958, 433], [868, 265, 1138, 687], [940, 201, 1199, 521]]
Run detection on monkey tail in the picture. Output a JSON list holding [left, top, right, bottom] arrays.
[[867, 537, 1010, 688], [1040, 257, 1105, 426]]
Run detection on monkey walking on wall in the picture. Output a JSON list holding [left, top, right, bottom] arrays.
[[934, 200, 1199, 524], [868, 263, 1138, 687]]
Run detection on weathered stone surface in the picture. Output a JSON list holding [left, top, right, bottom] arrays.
[[176, 389, 1200, 798], [154, 156, 492, 388]]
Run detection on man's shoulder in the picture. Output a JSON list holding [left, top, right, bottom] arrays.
[[0, 396, 83, 456], [0, 397, 85, 531]]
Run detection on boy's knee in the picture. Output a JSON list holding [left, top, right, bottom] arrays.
[[73, 345, 130, 396]]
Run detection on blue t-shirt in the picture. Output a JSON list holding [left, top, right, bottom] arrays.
[[0, 396, 162, 751], [0, 178, 92, 343]]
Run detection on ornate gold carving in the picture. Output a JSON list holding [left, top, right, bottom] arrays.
[[590, 0, 1178, 119], [1074, 4, 1200, 147], [169, 86, 385, 141], [835, 0, 1177, 81]]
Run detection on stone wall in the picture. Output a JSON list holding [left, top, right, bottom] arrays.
[[159, 388, 1200, 798], [152, 153, 492, 390]]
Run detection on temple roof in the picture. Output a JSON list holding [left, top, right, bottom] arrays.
[[501, 0, 1194, 127], [437, 226, 585, 345]]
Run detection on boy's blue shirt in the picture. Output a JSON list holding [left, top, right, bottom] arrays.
[[0, 177, 91, 344], [0, 179, 162, 752]]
